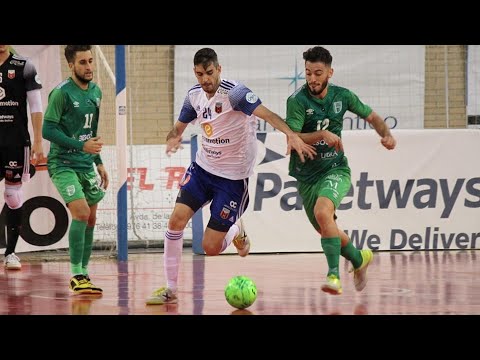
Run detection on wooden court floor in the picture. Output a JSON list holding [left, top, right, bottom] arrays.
[[0, 249, 478, 315]]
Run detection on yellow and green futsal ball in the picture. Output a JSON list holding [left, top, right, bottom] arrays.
[[225, 275, 257, 310]]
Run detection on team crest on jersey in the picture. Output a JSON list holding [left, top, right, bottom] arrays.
[[203, 123, 213, 137], [66, 185, 76, 197], [334, 101, 342, 114], [215, 102, 223, 114], [220, 207, 230, 219], [5, 170, 13, 181], [246, 92, 258, 104], [8, 70, 15, 79]]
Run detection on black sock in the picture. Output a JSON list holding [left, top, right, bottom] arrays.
[[5, 207, 22, 256]]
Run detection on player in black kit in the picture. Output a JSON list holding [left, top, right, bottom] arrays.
[[0, 45, 44, 269]]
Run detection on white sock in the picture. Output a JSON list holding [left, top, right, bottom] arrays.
[[164, 229, 184, 293], [220, 224, 239, 253]]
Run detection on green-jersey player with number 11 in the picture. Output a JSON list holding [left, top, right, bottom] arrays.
[[43, 45, 109, 295]]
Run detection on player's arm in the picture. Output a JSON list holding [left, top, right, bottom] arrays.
[[43, 89, 83, 151], [26, 89, 44, 164], [166, 92, 198, 156], [347, 89, 396, 150], [91, 97, 108, 189], [93, 150, 109, 190], [295, 130, 343, 152], [229, 84, 315, 162], [253, 105, 316, 162], [42, 89, 102, 154], [365, 111, 396, 150], [166, 121, 187, 156], [228, 84, 314, 162]]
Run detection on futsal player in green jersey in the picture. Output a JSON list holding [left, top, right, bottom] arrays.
[[286, 46, 396, 295], [42, 45, 108, 294]]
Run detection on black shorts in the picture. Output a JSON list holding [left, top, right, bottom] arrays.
[[0, 145, 31, 184]]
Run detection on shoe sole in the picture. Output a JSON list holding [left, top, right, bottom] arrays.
[[70, 288, 95, 294], [238, 242, 250, 257], [146, 299, 178, 305], [321, 285, 343, 295], [5, 266, 21, 270]]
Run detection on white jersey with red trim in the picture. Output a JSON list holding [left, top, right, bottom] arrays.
[[179, 79, 262, 180]]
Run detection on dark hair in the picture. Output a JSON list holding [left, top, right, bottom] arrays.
[[64, 45, 92, 63], [193, 48, 219, 68], [303, 46, 332, 66]]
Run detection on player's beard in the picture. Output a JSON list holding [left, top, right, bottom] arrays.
[[75, 69, 93, 85], [308, 79, 328, 96], [201, 78, 220, 98]]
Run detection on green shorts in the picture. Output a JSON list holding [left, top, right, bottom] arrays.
[[50, 169, 105, 206], [297, 167, 351, 232]]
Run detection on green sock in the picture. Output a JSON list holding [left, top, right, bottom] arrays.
[[321, 237, 341, 278], [69, 219, 87, 275], [341, 242, 363, 269], [82, 226, 94, 275]]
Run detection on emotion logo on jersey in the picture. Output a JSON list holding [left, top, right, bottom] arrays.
[[203, 123, 213, 137]]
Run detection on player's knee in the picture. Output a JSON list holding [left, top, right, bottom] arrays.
[[202, 238, 223, 256], [315, 208, 333, 225], [168, 215, 189, 230], [4, 185, 23, 209], [87, 216, 97, 228]]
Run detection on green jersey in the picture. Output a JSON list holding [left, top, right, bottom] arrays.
[[286, 83, 372, 184], [44, 78, 102, 173]]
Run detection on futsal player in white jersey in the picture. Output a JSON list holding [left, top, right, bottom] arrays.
[[146, 48, 318, 305]]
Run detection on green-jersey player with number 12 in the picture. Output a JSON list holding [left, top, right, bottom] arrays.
[[286, 46, 396, 295]]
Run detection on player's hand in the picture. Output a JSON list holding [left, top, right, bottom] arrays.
[[97, 164, 109, 190], [286, 133, 316, 163], [31, 140, 45, 165], [381, 135, 396, 150], [166, 136, 183, 157], [321, 130, 344, 153], [83, 136, 104, 155]]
